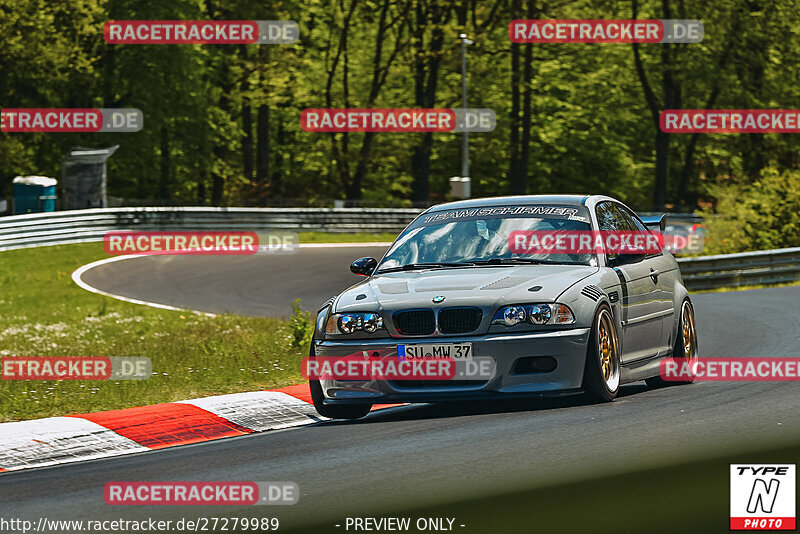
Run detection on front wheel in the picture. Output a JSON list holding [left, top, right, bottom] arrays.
[[308, 345, 372, 419], [583, 305, 621, 402], [309, 379, 372, 420]]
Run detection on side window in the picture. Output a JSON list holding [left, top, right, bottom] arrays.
[[617, 204, 648, 232], [595, 202, 642, 264], [613, 205, 639, 232], [595, 202, 635, 232], [617, 204, 662, 256], [595, 202, 615, 231]]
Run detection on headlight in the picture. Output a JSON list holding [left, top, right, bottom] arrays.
[[339, 314, 358, 334], [528, 304, 552, 324], [326, 312, 385, 335], [492, 303, 574, 326], [502, 306, 526, 326], [361, 313, 382, 333]]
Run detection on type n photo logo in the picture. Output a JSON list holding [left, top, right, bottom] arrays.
[[730, 464, 796, 530]]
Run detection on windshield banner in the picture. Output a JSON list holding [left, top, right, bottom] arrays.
[[418, 205, 589, 225]]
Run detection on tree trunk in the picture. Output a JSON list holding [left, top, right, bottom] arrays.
[[273, 116, 287, 200], [673, 7, 743, 208], [212, 64, 231, 207], [197, 173, 206, 205], [411, 135, 433, 203], [654, 130, 669, 210], [508, 0, 523, 194], [675, 132, 700, 209], [242, 91, 254, 182], [410, 1, 448, 204], [211, 172, 224, 206], [348, 0, 405, 203], [518, 0, 536, 194], [256, 104, 270, 196], [159, 125, 170, 203], [241, 46, 254, 183], [632, 0, 674, 211]]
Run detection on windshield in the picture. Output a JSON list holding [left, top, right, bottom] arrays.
[[378, 205, 595, 271]]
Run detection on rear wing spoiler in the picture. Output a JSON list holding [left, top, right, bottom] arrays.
[[639, 214, 666, 233]]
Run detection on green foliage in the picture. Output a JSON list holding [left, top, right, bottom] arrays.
[[0, 0, 799, 213], [699, 167, 800, 254], [289, 298, 313, 349], [0, 243, 306, 421]]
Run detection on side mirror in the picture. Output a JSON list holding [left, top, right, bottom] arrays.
[[350, 257, 378, 276], [609, 253, 646, 267]]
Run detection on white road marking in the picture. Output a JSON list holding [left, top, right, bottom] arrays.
[[71, 242, 391, 314], [71, 255, 215, 315]]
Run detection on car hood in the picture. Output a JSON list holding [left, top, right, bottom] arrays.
[[334, 264, 599, 312]]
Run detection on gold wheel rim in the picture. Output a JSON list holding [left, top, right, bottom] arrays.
[[597, 310, 619, 390], [682, 303, 695, 359], [599, 320, 612, 380]]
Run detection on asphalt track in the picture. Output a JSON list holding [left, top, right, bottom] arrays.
[[3, 250, 800, 533], [77, 246, 390, 316]]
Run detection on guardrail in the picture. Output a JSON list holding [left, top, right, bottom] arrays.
[[1, 207, 797, 292], [677, 247, 800, 291], [0, 207, 424, 251]]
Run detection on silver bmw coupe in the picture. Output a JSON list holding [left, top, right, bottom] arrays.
[[309, 195, 699, 419]]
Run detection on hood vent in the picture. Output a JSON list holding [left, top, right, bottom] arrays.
[[415, 282, 477, 292], [378, 282, 409, 294], [581, 285, 604, 301], [480, 276, 529, 290]]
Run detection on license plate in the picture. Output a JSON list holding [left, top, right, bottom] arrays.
[[398, 343, 472, 360]]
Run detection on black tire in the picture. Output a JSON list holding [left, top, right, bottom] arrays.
[[646, 299, 698, 388], [583, 305, 621, 402], [308, 345, 372, 420]]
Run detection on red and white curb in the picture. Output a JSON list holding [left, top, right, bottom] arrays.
[[0, 384, 398, 473]]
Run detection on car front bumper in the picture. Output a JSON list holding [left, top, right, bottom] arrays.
[[313, 328, 591, 404]]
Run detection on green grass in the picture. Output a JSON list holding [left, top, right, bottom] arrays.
[[298, 231, 396, 243], [0, 242, 312, 422]]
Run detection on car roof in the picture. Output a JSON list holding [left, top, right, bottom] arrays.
[[425, 194, 591, 212]]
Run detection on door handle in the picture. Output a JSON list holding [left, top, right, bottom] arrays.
[[649, 268, 660, 283]]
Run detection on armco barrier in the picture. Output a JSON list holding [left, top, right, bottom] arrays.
[[0, 207, 424, 251], [1, 207, 796, 292], [676, 247, 800, 291]]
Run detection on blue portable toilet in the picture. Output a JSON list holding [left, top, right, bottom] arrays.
[[12, 176, 57, 214]]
